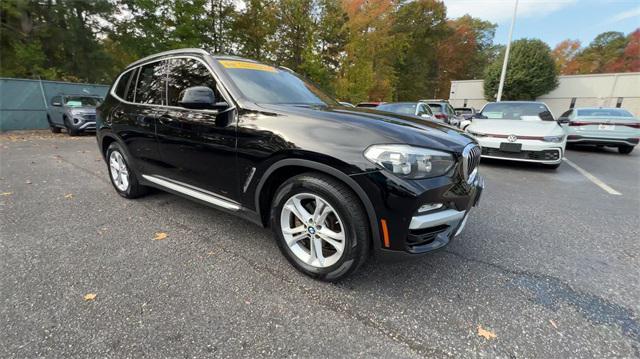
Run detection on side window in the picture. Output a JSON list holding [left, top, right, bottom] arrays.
[[125, 68, 138, 102], [134, 61, 166, 105], [417, 104, 430, 116], [115, 69, 134, 99], [167, 58, 218, 107]]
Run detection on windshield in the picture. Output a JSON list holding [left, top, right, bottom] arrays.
[[218, 60, 337, 105], [377, 103, 417, 115], [480, 103, 552, 121], [64, 96, 101, 107], [577, 108, 634, 117]]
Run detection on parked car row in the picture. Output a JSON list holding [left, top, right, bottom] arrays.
[[369, 99, 639, 170]]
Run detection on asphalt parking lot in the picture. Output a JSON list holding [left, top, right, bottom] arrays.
[[1, 131, 639, 358]]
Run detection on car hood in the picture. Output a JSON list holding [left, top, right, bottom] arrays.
[[65, 106, 96, 113], [256, 104, 476, 154], [468, 119, 563, 136]]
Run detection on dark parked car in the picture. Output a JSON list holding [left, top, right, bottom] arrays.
[[97, 49, 483, 281], [356, 101, 385, 108], [47, 94, 102, 135]]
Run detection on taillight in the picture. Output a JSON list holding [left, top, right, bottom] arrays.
[[623, 123, 640, 129], [569, 121, 590, 126], [434, 113, 446, 119]]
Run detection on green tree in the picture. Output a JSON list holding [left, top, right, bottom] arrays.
[[231, 0, 278, 61], [483, 39, 558, 101]]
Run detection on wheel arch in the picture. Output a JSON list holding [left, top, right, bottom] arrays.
[[254, 159, 381, 250]]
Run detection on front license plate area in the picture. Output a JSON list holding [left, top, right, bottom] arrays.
[[499, 142, 522, 152], [598, 124, 615, 131]]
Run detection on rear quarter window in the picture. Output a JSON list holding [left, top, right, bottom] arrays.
[[114, 70, 134, 99]]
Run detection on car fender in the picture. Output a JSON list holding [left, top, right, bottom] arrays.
[[254, 158, 381, 250]]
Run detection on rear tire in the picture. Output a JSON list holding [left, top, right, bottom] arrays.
[[619, 145, 634, 154], [270, 173, 370, 281], [106, 142, 148, 199]]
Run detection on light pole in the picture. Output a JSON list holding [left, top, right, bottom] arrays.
[[497, 0, 519, 102]]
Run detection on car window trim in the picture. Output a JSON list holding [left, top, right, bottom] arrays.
[[110, 55, 236, 114]]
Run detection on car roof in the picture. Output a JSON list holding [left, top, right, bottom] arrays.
[[485, 101, 546, 104], [125, 48, 268, 70], [573, 107, 629, 110], [378, 102, 418, 105]]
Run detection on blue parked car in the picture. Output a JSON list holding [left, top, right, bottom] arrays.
[[559, 107, 640, 154]]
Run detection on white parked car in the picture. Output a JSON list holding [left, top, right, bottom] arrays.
[[466, 101, 567, 169]]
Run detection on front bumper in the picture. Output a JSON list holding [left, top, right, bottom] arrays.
[[69, 115, 97, 131], [351, 169, 484, 259], [567, 135, 639, 146], [477, 137, 564, 164]]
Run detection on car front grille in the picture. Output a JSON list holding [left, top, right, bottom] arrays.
[[462, 144, 481, 183], [482, 147, 560, 161], [82, 114, 96, 121]]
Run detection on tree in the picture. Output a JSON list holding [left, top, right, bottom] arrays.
[[231, 0, 278, 61], [573, 31, 627, 73], [335, 0, 398, 103], [551, 39, 581, 74], [392, 0, 448, 101], [483, 39, 558, 101], [434, 14, 497, 98]]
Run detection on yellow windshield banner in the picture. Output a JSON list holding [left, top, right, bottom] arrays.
[[218, 60, 277, 73]]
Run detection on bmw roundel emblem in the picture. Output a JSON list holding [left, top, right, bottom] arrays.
[[507, 135, 518, 142]]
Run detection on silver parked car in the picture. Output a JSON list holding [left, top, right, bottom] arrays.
[[47, 94, 102, 135]]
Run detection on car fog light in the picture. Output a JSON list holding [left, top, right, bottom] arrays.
[[418, 203, 443, 213]]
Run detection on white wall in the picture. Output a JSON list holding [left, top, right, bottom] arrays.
[[448, 72, 640, 117]]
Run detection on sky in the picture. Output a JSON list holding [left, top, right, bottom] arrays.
[[443, 0, 640, 48]]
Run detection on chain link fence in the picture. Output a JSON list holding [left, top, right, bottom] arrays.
[[0, 78, 109, 131]]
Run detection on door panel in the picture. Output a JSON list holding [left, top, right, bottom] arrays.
[[155, 57, 238, 200], [111, 63, 165, 174]]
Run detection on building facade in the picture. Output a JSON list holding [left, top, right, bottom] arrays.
[[449, 72, 640, 117]]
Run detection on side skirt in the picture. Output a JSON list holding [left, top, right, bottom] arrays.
[[140, 174, 263, 226]]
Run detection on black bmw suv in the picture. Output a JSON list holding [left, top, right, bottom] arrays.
[[97, 48, 483, 281]]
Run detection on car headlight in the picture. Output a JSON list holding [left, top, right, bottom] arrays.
[[543, 135, 565, 143], [364, 144, 455, 179]]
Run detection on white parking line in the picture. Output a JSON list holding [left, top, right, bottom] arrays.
[[563, 158, 622, 195]]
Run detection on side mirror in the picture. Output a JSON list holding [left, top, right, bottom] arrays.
[[558, 117, 570, 124], [178, 86, 219, 110]]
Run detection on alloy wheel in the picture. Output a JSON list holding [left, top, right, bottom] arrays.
[[280, 193, 346, 268], [109, 151, 130, 192]]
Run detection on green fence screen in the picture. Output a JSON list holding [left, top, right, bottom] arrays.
[[0, 78, 109, 131]]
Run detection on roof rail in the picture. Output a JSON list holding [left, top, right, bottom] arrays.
[[126, 48, 210, 69]]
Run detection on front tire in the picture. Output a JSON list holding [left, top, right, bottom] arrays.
[[47, 115, 61, 133], [270, 173, 370, 281], [106, 142, 148, 199], [619, 145, 634, 154], [64, 117, 79, 136]]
